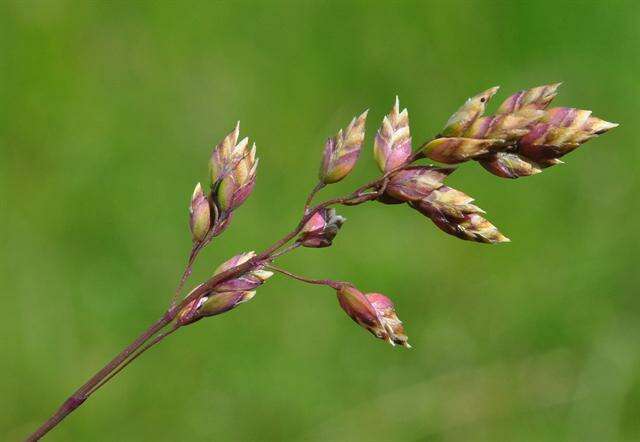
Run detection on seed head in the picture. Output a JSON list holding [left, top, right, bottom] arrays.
[[385, 166, 454, 202], [518, 107, 618, 161], [177, 287, 257, 326], [212, 251, 273, 292], [189, 183, 212, 242], [216, 143, 258, 212], [478, 152, 544, 179], [176, 251, 273, 326], [320, 111, 368, 184], [209, 123, 259, 213], [209, 122, 243, 185], [411, 186, 509, 244], [336, 285, 410, 348], [422, 137, 501, 164], [425, 84, 617, 178], [197, 290, 256, 318], [373, 96, 413, 172]]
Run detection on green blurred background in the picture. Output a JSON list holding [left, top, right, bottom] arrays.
[[1, 1, 639, 440]]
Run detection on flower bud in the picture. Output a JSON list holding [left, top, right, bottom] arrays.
[[518, 107, 617, 161], [209, 123, 259, 214], [543, 107, 620, 137], [411, 186, 509, 244], [176, 251, 273, 326], [214, 251, 255, 273], [429, 209, 509, 244], [189, 183, 212, 242], [176, 284, 208, 325], [496, 83, 561, 114], [367, 293, 410, 348], [297, 208, 345, 248], [212, 251, 273, 292], [320, 111, 368, 184], [464, 108, 544, 141], [442, 86, 499, 137], [216, 143, 258, 212], [478, 152, 543, 179], [209, 122, 243, 186], [373, 97, 413, 172], [422, 137, 501, 164], [422, 186, 485, 218], [197, 290, 256, 317], [337, 285, 379, 328], [385, 166, 454, 202], [433, 84, 616, 179], [336, 286, 410, 347], [177, 289, 257, 326]]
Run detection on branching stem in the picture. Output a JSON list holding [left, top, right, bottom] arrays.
[[27, 162, 397, 441], [267, 264, 344, 289], [171, 242, 204, 306]]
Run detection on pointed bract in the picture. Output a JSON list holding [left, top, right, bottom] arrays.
[[496, 83, 561, 114], [582, 116, 619, 134], [373, 97, 413, 172], [464, 109, 544, 141], [209, 122, 242, 186], [320, 111, 368, 184], [367, 293, 410, 348], [442, 86, 499, 137], [422, 137, 502, 164]]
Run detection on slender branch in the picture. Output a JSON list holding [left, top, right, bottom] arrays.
[[88, 324, 180, 397], [267, 265, 343, 289], [254, 179, 388, 261], [303, 181, 325, 214], [268, 242, 301, 261], [26, 311, 175, 441], [171, 242, 204, 306]]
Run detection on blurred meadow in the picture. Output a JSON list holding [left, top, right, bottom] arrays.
[[1, 0, 639, 440]]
